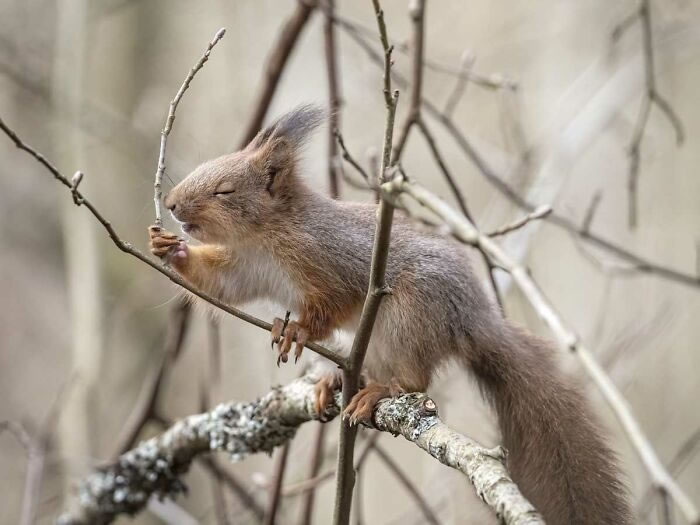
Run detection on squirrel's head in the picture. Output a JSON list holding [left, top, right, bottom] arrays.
[[164, 104, 323, 243]]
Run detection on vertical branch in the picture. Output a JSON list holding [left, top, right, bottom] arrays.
[[238, 0, 317, 146], [298, 424, 327, 525], [153, 28, 226, 226], [323, 0, 342, 198], [201, 317, 230, 525], [332, 1, 399, 524], [111, 300, 191, 456], [264, 443, 291, 525], [620, 0, 684, 229]]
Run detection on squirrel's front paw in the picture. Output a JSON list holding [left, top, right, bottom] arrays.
[[271, 316, 309, 366], [149, 225, 188, 261]]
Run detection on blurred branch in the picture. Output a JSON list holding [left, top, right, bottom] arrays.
[[332, 1, 399, 523], [486, 205, 552, 238], [330, 13, 516, 91], [59, 375, 541, 525], [264, 444, 291, 525], [336, 14, 700, 291], [201, 318, 230, 525], [323, 0, 342, 198], [372, 443, 439, 525], [1, 381, 73, 525], [298, 424, 327, 525], [111, 300, 191, 457], [382, 175, 700, 525], [239, 0, 317, 146], [613, 0, 685, 229], [153, 28, 226, 227]]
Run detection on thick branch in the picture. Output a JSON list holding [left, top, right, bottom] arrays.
[[59, 376, 541, 525]]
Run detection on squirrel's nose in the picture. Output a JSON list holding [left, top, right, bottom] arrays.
[[164, 192, 176, 211]]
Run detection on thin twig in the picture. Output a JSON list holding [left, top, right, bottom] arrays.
[[297, 423, 327, 525], [486, 205, 552, 237], [335, 129, 370, 183], [324, 0, 342, 198], [617, 0, 685, 228], [264, 443, 291, 525], [111, 300, 191, 456], [0, 116, 345, 368], [153, 28, 226, 226], [333, 2, 399, 523], [443, 50, 475, 118], [372, 443, 440, 525], [330, 13, 516, 91], [383, 176, 700, 525], [336, 17, 700, 290]]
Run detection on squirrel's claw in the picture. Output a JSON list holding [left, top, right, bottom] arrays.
[[148, 225, 184, 260], [313, 370, 343, 420], [343, 380, 405, 426], [270, 317, 308, 366]]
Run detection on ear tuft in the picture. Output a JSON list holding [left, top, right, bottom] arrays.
[[248, 104, 324, 151]]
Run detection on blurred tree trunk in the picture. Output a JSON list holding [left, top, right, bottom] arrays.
[[52, 0, 102, 487]]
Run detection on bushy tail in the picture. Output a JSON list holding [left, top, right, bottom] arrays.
[[466, 323, 632, 525]]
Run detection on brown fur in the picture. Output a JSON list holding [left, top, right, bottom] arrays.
[[149, 105, 632, 524]]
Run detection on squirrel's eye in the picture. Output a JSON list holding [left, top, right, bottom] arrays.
[[214, 189, 235, 196]]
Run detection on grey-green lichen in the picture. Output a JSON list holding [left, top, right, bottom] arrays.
[[59, 376, 540, 525]]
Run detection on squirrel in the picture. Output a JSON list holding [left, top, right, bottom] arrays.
[[148, 104, 631, 524]]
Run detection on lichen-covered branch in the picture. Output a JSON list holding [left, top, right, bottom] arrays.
[[58, 375, 541, 525]]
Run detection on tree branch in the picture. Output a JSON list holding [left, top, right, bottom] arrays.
[[153, 28, 226, 226], [335, 16, 700, 290], [238, 0, 317, 146], [332, 1, 399, 522], [58, 375, 541, 525]]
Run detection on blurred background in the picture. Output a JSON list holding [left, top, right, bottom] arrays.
[[1, 0, 699, 523]]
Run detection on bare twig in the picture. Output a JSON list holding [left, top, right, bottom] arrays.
[[60, 375, 541, 525], [264, 443, 291, 525], [298, 424, 327, 525], [332, 2, 399, 523], [383, 176, 700, 525], [1, 380, 73, 525], [238, 0, 317, 146], [486, 205, 552, 237], [335, 129, 370, 183], [372, 444, 440, 525], [324, 0, 342, 198], [615, 0, 685, 228], [153, 28, 226, 226], [443, 50, 475, 117], [111, 300, 191, 456], [331, 14, 516, 91], [337, 17, 700, 290]]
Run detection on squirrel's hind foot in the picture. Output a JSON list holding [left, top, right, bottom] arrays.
[[313, 370, 343, 421], [343, 379, 405, 426], [271, 316, 308, 366]]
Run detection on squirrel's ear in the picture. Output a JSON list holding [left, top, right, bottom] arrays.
[[246, 104, 324, 195], [246, 104, 324, 154]]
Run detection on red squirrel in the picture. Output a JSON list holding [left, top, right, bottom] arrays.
[[149, 105, 631, 524]]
